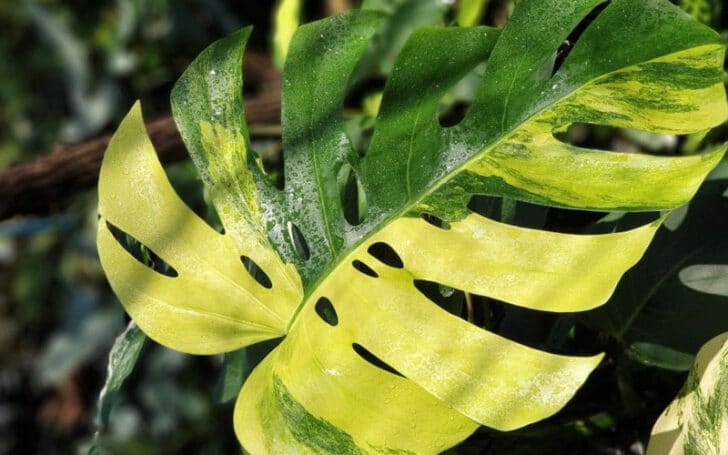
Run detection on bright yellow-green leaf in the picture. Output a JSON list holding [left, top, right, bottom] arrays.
[[647, 332, 728, 455], [457, 0, 490, 27], [272, 0, 301, 69]]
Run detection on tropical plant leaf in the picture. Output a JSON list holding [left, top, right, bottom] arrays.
[[97, 1, 727, 453], [647, 332, 728, 455]]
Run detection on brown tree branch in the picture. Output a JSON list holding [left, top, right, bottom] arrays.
[[0, 50, 281, 221]]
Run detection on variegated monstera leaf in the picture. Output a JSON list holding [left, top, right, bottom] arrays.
[[97, 1, 728, 453], [648, 333, 728, 455]]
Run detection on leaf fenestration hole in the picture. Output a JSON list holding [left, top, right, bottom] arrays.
[[314, 297, 338, 326], [367, 242, 404, 269], [438, 101, 471, 128], [550, 0, 611, 77], [420, 213, 451, 230], [106, 221, 178, 277], [466, 194, 658, 234], [352, 343, 404, 377], [437, 62, 486, 128], [413, 279, 467, 321], [240, 256, 273, 289], [338, 164, 368, 226], [287, 221, 310, 261], [554, 123, 681, 155], [352, 259, 378, 278]]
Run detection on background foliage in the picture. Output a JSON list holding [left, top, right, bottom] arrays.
[[1, 0, 727, 454]]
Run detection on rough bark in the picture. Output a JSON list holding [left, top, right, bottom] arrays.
[[0, 50, 280, 220]]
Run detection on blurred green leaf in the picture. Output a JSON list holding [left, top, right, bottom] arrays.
[[351, 0, 447, 84], [679, 264, 728, 297], [627, 342, 695, 372], [38, 306, 122, 386], [678, 0, 722, 27]]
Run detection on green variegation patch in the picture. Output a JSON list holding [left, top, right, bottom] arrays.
[[647, 333, 728, 455], [97, 0, 727, 452]]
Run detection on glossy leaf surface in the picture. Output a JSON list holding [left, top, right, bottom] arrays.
[[97, 1, 727, 452]]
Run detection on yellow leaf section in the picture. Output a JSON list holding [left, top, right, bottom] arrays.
[[273, 0, 301, 69], [236, 337, 477, 454], [467, 44, 728, 210], [198, 121, 260, 246], [647, 332, 728, 455], [97, 102, 303, 354], [234, 213, 636, 452], [377, 214, 660, 312], [456, 0, 490, 27], [196, 120, 301, 304]]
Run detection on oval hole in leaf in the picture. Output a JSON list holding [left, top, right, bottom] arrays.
[[367, 242, 404, 269], [548, 0, 611, 77], [438, 101, 471, 128], [105, 221, 178, 277], [420, 213, 451, 230], [352, 259, 378, 278], [314, 297, 338, 326], [413, 279, 466, 320], [240, 255, 273, 289], [287, 221, 310, 260], [352, 343, 403, 377], [338, 164, 368, 226]]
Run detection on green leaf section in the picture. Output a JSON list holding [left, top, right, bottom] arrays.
[[647, 333, 728, 455], [97, 0, 728, 453]]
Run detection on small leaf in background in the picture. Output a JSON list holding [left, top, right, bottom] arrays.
[[272, 0, 301, 69], [352, 0, 447, 84], [679, 264, 728, 297], [95, 322, 146, 431], [647, 332, 728, 455], [627, 342, 695, 372]]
